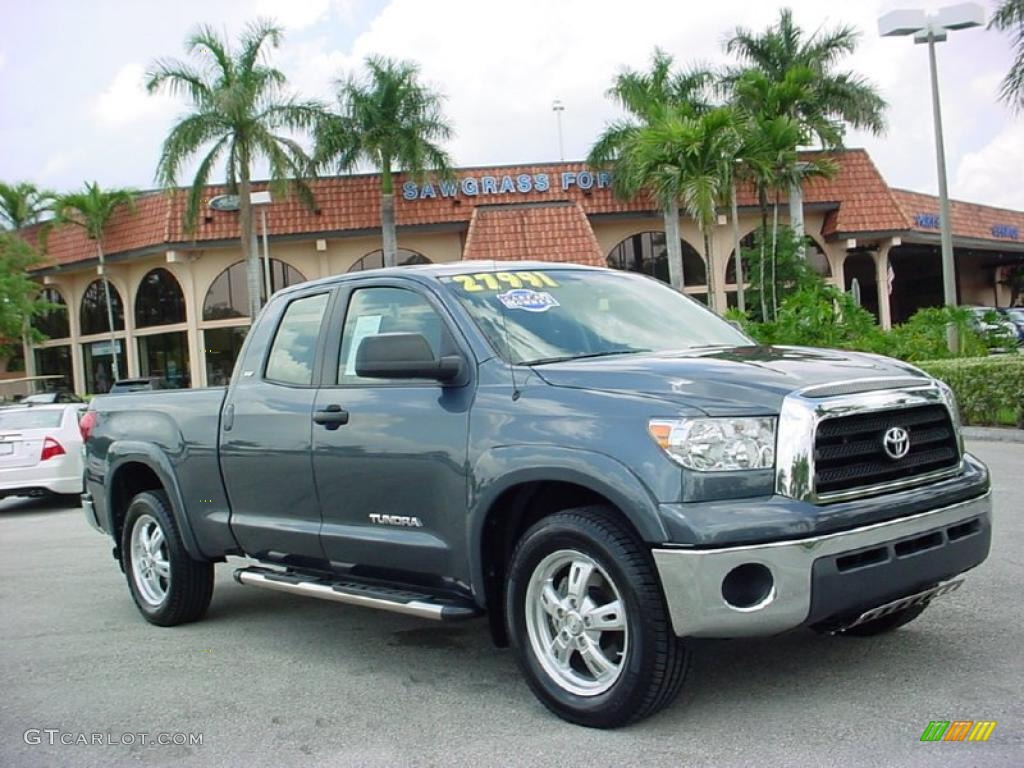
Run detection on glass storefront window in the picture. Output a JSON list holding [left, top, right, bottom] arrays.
[[82, 339, 127, 394], [135, 268, 186, 328], [33, 287, 70, 339], [34, 346, 72, 390], [81, 279, 125, 335], [347, 249, 431, 272], [203, 260, 306, 320], [607, 232, 706, 287], [204, 326, 249, 386], [138, 331, 191, 388]]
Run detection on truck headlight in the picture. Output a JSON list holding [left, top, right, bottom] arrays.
[[648, 417, 776, 472]]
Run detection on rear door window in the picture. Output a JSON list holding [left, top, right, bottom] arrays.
[[264, 293, 330, 386]]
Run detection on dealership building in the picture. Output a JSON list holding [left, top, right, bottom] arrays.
[[18, 148, 1024, 395]]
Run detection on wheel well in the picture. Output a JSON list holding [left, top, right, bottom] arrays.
[[109, 462, 164, 551], [479, 481, 637, 647]]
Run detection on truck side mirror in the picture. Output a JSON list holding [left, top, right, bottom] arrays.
[[355, 333, 463, 383]]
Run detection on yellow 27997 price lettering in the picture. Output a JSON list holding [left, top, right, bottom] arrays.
[[451, 272, 558, 292]]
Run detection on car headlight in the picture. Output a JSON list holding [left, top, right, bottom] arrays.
[[648, 417, 777, 472]]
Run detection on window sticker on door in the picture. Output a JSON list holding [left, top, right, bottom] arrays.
[[344, 314, 383, 375], [497, 289, 560, 313]]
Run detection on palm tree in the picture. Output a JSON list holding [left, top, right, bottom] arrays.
[[147, 19, 325, 319], [0, 181, 54, 230], [54, 183, 136, 381], [990, 0, 1024, 111], [616, 108, 739, 313], [589, 49, 713, 290], [314, 56, 453, 268], [724, 8, 886, 243]]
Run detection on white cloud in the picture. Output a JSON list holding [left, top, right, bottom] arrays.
[[0, 50, 6, 73], [39, 151, 73, 180], [92, 63, 179, 129], [954, 122, 1024, 210]]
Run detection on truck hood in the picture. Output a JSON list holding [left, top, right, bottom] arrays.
[[531, 345, 930, 415]]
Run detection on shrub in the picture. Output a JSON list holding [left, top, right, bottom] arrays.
[[915, 356, 1024, 427], [875, 306, 989, 361]]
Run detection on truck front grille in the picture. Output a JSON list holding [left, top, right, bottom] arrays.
[[813, 404, 960, 496]]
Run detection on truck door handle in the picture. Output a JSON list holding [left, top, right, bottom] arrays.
[[313, 404, 349, 430]]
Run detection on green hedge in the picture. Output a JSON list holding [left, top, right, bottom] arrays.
[[916, 356, 1024, 427]]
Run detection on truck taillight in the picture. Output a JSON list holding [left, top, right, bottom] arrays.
[[40, 437, 66, 462], [79, 411, 98, 442]]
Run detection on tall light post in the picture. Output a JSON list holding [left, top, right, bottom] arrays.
[[552, 99, 565, 161], [879, 3, 985, 352]]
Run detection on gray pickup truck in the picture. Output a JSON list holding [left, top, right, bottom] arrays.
[[82, 262, 992, 727]]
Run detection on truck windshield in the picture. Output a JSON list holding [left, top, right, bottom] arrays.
[[441, 269, 752, 365]]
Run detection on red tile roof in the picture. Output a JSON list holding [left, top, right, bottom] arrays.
[[19, 149, 1023, 270], [463, 202, 603, 265], [890, 188, 1024, 244]]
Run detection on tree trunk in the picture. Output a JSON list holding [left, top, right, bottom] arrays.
[[239, 162, 261, 320], [771, 190, 780, 321], [730, 184, 745, 313], [380, 159, 398, 268], [664, 200, 684, 291], [703, 227, 718, 314], [758, 186, 769, 322], [789, 179, 805, 261], [96, 240, 120, 382], [380, 193, 398, 268]]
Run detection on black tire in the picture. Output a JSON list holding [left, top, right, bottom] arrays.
[[840, 603, 928, 637], [505, 506, 689, 728], [121, 490, 214, 627]]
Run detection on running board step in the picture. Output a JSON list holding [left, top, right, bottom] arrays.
[[233, 566, 481, 621]]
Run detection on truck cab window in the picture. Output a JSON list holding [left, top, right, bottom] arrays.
[[338, 287, 444, 383], [264, 293, 329, 385]]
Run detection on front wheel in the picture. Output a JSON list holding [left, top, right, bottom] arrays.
[[506, 506, 689, 728], [121, 490, 214, 626]]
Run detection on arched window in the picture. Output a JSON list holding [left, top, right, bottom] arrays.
[[726, 234, 831, 283], [33, 287, 70, 339], [348, 249, 431, 272], [606, 232, 706, 286], [203, 259, 306, 321], [135, 268, 186, 328], [80, 279, 125, 335]]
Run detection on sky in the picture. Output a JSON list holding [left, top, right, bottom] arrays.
[[1, 0, 1021, 210]]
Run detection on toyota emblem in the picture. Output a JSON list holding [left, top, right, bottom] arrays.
[[882, 426, 910, 460]]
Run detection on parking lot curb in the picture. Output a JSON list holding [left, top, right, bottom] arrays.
[[962, 426, 1024, 443]]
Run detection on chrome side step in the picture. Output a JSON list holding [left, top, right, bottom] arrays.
[[233, 566, 480, 622]]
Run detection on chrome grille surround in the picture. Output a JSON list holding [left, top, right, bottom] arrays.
[[776, 378, 964, 504]]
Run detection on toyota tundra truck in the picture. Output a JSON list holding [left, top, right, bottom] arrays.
[[81, 262, 992, 728]]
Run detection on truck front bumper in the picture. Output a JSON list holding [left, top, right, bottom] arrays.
[[652, 491, 991, 638]]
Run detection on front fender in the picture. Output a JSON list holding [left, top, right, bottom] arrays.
[[105, 441, 207, 561], [467, 444, 669, 601]]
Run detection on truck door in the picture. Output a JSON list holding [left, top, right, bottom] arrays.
[[220, 289, 332, 567], [311, 280, 473, 584]]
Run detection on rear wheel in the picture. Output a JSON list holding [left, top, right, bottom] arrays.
[[506, 506, 689, 728], [121, 490, 213, 626]]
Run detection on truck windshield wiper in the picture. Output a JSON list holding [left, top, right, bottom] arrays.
[[519, 349, 652, 366]]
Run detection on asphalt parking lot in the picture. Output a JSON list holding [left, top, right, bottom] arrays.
[[1, 439, 1021, 768]]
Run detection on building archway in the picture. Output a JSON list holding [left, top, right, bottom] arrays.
[[348, 248, 431, 272], [202, 259, 306, 321], [80, 279, 125, 334], [844, 251, 879, 320], [135, 268, 186, 327], [606, 231, 706, 289], [33, 286, 70, 339]]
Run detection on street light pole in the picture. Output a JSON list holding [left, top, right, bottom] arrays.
[[925, 31, 959, 352], [552, 100, 565, 161], [879, 3, 985, 353]]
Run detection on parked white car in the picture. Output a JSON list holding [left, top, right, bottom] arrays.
[[0, 404, 86, 501]]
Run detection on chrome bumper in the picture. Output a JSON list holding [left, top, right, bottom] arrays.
[[653, 492, 991, 638], [82, 493, 103, 533]]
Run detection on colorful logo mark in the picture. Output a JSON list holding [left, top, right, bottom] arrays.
[[920, 720, 997, 742]]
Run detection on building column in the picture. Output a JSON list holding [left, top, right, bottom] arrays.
[[167, 253, 205, 389], [22, 335, 36, 377], [119, 271, 139, 379], [874, 240, 896, 330]]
